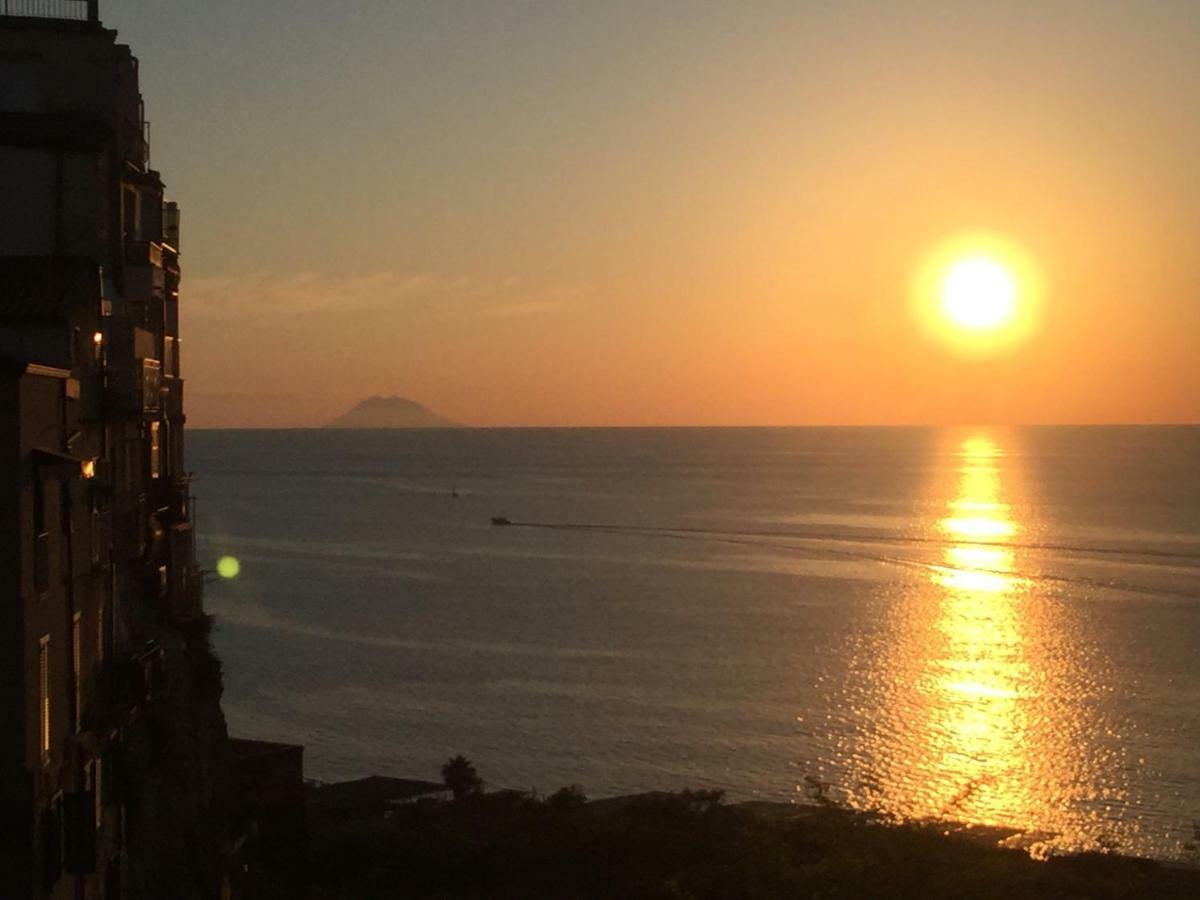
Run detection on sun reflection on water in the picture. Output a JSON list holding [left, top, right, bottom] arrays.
[[830, 432, 1136, 857], [926, 436, 1030, 825]]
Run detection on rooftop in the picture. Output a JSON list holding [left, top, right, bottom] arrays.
[[310, 775, 449, 813], [0, 1, 97, 24]]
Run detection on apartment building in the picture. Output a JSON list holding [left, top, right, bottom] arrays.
[[1, 3, 231, 897]]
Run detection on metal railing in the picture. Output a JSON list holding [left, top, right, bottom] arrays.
[[0, 0, 96, 22]]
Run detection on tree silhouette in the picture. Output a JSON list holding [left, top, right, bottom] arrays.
[[547, 784, 587, 810], [441, 755, 483, 800]]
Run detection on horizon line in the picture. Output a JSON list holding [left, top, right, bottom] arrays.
[[187, 421, 1200, 431]]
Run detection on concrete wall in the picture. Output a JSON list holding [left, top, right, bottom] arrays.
[[0, 139, 112, 261], [0, 146, 56, 253], [0, 23, 138, 131], [0, 371, 32, 897]]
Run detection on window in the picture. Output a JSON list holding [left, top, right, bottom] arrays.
[[123, 187, 138, 241], [161, 421, 172, 480], [39, 636, 50, 760], [34, 476, 49, 594], [96, 599, 105, 665], [34, 532, 50, 595], [140, 359, 161, 412], [72, 614, 82, 733], [40, 797, 62, 891], [62, 790, 95, 874], [149, 421, 160, 479], [125, 440, 138, 487], [96, 758, 104, 828], [85, 759, 103, 829], [90, 506, 102, 567], [0, 60, 45, 113]]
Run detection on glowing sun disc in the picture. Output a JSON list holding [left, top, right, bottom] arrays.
[[912, 233, 1043, 356], [940, 256, 1017, 331]]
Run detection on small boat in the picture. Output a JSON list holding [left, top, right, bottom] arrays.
[[491, 516, 512, 527]]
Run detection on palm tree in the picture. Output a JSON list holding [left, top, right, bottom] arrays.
[[441, 755, 483, 800]]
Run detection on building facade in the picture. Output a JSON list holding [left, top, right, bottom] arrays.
[[1, 3, 232, 897]]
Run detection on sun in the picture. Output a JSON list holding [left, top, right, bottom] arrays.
[[940, 256, 1017, 331], [913, 233, 1042, 355]]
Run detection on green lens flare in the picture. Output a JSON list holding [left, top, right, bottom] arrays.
[[216, 556, 240, 579]]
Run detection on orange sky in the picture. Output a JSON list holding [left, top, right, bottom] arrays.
[[109, 1, 1200, 427]]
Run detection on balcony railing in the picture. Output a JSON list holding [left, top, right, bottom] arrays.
[[155, 474, 190, 526], [0, 0, 96, 22], [124, 241, 163, 269]]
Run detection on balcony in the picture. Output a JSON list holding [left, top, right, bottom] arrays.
[[161, 374, 183, 420], [123, 242, 165, 304], [124, 241, 163, 269], [0, 1, 96, 22], [105, 358, 160, 417], [162, 335, 177, 378], [111, 495, 146, 560], [155, 474, 190, 526]]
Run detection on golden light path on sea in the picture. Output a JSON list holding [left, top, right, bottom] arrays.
[[925, 436, 1031, 828], [832, 432, 1136, 858]]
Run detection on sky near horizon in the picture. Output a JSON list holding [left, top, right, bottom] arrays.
[[104, 0, 1200, 428]]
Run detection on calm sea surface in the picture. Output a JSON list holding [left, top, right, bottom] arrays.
[[189, 427, 1200, 859]]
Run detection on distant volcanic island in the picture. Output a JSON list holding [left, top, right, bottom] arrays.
[[325, 396, 463, 429]]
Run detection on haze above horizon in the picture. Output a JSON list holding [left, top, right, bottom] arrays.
[[106, 0, 1200, 428]]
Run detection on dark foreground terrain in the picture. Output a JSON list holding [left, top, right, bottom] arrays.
[[306, 786, 1200, 899]]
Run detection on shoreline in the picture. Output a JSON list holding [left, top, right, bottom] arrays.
[[297, 776, 1200, 899], [301, 772, 1196, 866]]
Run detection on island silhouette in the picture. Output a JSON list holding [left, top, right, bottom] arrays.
[[325, 395, 463, 429]]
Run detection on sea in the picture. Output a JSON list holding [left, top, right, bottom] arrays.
[[188, 426, 1200, 860]]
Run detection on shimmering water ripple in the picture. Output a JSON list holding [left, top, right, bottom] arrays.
[[190, 426, 1200, 860], [825, 434, 1141, 857]]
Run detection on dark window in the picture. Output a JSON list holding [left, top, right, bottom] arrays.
[[63, 791, 96, 874], [34, 532, 50, 594], [123, 188, 138, 241], [34, 476, 50, 593], [40, 799, 62, 891], [72, 613, 82, 733], [91, 505, 103, 567]]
